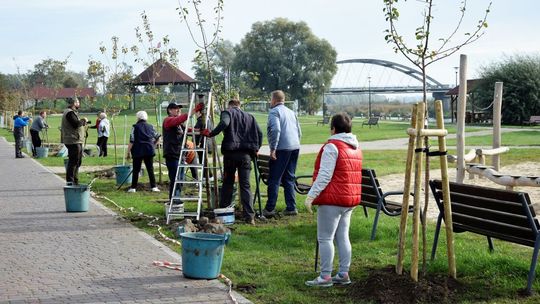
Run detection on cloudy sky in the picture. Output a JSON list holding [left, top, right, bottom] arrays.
[[1, 0, 538, 86]]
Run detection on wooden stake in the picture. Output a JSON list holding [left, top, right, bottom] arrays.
[[411, 102, 425, 282], [396, 104, 418, 275], [456, 54, 468, 183], [492, 82, 503, 171], [435, 100, 456, 278]]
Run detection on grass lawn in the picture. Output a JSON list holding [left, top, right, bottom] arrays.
[[446, 130, 540, 146], [41, 146, 540, 304], [4, 111, 484, 148]]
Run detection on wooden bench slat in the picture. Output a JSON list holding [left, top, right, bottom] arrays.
[[453, 213, 536, 241], [452, 202, 531, 227], [454, 223, 536, 247]]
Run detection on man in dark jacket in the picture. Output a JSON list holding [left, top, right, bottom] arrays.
[[61, 98, 88, 185], [13, 110, 31, 158], [201, 99, 263, 224]]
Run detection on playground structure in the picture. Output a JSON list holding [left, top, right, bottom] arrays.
[[452, 59, 540, 191]]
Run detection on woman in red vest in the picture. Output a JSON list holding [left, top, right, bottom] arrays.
[[304, 112, 363, 287]]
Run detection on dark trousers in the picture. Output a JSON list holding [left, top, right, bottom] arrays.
[[65, 143, 83, 184], [220, 151, 255, 220], [265, 149, 300, 212], [13, 127, 23, 157], [97, 136, 108, 157], [30, 129, 41, 156], [131, 155, 156, 189], [165, 156, 182, 200]]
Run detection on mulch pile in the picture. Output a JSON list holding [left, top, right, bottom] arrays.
[[348, 265, 464, 304]]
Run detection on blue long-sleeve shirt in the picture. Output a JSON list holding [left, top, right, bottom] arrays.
[[13, 115, 30, 128], [267, 103, 301, 151]]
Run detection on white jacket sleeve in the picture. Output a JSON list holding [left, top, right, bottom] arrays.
[[307, 143, 338, 198]]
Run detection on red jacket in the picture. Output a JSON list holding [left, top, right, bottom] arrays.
[[312, 139, 363, 207]]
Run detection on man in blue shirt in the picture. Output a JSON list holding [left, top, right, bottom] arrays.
[[263, 90, 302, 217], [13, 110, 31, 158]]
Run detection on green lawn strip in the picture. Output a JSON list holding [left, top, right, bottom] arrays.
[[446, 130, 540, 146], [2, 113, 484, 146]]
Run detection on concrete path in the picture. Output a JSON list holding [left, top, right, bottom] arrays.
[[0, 137, 250, 304]]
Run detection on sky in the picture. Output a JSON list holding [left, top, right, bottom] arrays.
[[1, 0, 539, 88]]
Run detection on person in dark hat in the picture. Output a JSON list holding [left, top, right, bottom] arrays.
[[162, 102, 204, 200], [61, 97, 89, 185]]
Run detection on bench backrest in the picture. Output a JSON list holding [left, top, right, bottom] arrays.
[[360, 168, 383, 208], [256, 154, 271, 184], [529, 116, 540, 123], [430, 180, 540, 247], [367, 117, 379, 124]]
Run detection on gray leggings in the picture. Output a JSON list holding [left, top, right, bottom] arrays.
[[317, 205, 354, 276]]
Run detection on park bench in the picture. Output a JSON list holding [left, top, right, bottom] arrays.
[[361, 168, 416, 240], [429, 179, 540, 294], [523, 115, 540, 126], [316, 116, 330, 126], [362, 117, 379, 128]]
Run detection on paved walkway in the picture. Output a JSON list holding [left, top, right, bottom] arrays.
[[0, 137, 250, 304]]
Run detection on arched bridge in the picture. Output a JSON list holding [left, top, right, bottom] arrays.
[[329, 59, 450, 97]]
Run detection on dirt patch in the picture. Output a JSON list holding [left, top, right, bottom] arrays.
[[349, 265, 464, 304]]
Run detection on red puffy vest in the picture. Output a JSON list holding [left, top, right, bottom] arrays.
[[312, 139, 363, 207]]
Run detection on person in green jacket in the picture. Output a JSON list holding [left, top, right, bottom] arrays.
[[61, 98, 89, 185]]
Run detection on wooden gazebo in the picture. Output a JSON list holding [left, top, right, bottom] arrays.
[[129, 58, 198, 109], [445, 79, 483, 123]]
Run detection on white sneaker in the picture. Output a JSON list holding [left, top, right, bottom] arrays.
[[151, 187, 160, 192], [305, 275, 333, 287], [127, 188, 136, 193]]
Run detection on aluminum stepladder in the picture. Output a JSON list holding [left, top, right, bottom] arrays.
[[166, 91, 214, 224]]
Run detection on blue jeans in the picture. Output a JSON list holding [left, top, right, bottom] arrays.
[[265, 149, 299, 212]]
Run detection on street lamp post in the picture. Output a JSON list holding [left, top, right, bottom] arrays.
[[454, 66, 459, 87], [368, 76, 372, 118]]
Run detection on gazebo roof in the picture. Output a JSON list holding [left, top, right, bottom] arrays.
[[30, 85, 96, 100], [130, 58, 197, 86], [445, 79, 482, 95]]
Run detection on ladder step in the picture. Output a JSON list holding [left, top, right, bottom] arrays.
[[175, 180, 203, 185], [181, 148, 205, 153], [169, 212, 199, 217], [179, 164, 204, 168], [171, 196, 201, 202]]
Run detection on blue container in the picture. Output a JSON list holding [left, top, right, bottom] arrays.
[[114, 165, 132, 186], [180, 232, 230, 279], [63, 184, 90, 212], [36, 147, 49, 158], [57, 145, 68, 157]]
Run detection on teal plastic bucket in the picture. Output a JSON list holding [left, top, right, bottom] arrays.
[[36, 147, 49, 158], [114, 165, 132, 185], [63, 184, 90, 212], [180, 232, 230, 279], [24, 139, 33, 153]]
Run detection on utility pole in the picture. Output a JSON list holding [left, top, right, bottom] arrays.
[[368, 76, 372, 118], [454, 66, 459, 87]]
